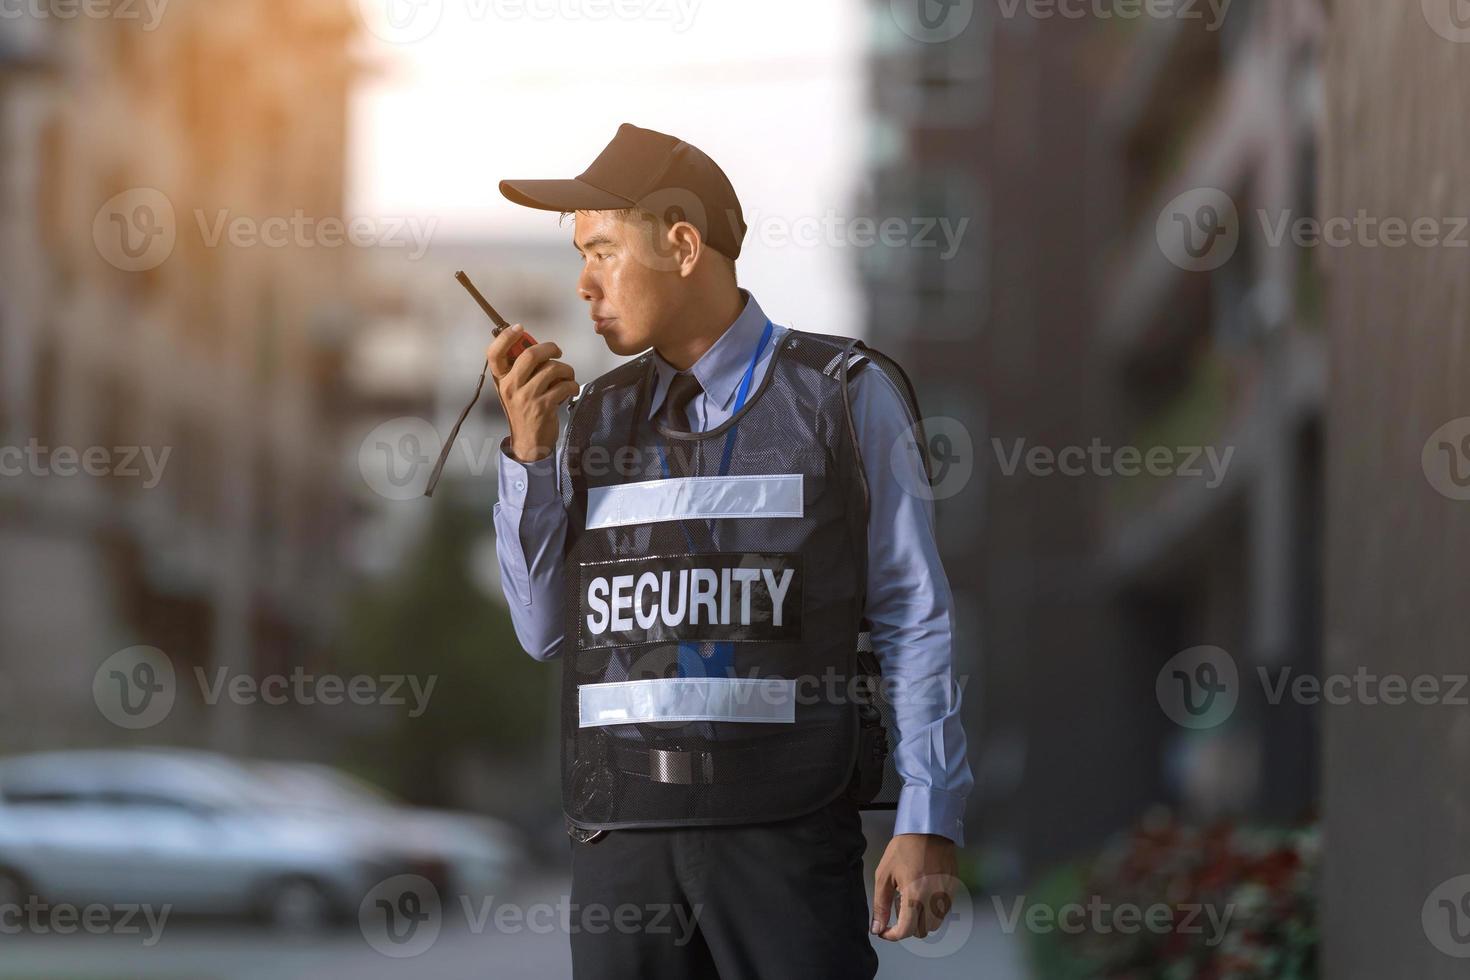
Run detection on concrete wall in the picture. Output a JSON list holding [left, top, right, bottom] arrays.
[[1321, 2, 1470, 975]]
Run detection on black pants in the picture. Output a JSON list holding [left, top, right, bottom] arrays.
[[567, 795, 880, 979]]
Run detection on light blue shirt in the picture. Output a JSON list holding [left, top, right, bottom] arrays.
[[493, 290, 974, 845]]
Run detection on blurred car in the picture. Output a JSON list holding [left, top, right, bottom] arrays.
[[0, 748, 445, 929], [247, 761, 524, 900]]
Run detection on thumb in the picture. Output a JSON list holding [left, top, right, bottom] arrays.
[[871, 869, 896, 935]]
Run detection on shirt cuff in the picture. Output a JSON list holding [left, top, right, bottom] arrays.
[[894, 785, 967, 847], [497, 439, 560, 508]]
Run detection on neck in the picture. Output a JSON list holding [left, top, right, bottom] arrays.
[[657, 287, 746, 371]]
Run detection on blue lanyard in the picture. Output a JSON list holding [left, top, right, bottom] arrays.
[[657, 318, 774, 479], [655, 319, 774, 682]]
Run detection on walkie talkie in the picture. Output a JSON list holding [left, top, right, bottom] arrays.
[[422, 271, 538, 497], [454, 270, 537, 361]]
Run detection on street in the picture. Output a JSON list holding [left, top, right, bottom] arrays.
[[0, 874, 1028, 980]]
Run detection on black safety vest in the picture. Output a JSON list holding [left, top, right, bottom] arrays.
[[559, 330, 913, 831]]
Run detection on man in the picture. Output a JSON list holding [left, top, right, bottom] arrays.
[[488, 123, 972, 979]]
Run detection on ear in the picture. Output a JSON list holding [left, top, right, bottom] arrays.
[[665, 221, 706, 279]]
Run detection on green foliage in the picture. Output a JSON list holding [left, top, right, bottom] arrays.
[[335, 500, 553, 803]]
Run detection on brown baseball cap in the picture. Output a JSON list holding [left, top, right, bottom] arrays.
[[499, 123, 748, 261]]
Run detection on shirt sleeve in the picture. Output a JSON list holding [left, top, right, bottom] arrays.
[[492, 439, 569, 661], [848, 365, 975, 846]]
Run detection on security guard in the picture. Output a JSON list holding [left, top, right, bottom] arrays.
[[489, 124, 973, 979]]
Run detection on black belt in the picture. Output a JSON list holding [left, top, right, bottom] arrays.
[[609, 730, 833, 786]]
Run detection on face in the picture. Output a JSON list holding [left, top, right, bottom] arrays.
[[573, 209, 687, 357]]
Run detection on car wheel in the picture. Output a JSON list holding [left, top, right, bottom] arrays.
[[260, 876, 337, 932]]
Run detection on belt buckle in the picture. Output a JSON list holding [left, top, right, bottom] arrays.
[[566, 816, 606, 844], [649, 747, 694, 785], [648, 747, 715, 785]]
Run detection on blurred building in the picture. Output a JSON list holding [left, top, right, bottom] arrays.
[[1319, 3, 1470, 976], [0, 2, 359, 755], [346, 237, 621, 576], [861, 0, 1327, 876]]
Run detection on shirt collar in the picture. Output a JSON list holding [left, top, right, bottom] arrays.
[[649, 289, 770, 418]]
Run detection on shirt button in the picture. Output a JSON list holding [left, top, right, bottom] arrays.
[[515, 480, 526, 492]]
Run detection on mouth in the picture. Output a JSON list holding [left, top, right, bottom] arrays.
[[592, 316, 618, 334]]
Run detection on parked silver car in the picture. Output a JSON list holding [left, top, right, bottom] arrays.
[[0, 749, 446, 930]]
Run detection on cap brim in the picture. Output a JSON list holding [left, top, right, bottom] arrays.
[[499, 178, 633, 213]]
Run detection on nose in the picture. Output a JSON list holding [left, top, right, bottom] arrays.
[[577, 263, 600, 303]]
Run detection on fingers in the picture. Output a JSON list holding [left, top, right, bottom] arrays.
[[527, 360, 577, 398], [545, 379, 581, 406], [486, 324, 528, 380], [504, 341, 564, 392], [879, 877, 953, 941], [881, 891, 920, 941], [870, 872, 896, 937]]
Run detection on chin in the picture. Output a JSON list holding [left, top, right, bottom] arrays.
[[602, 330, 647, 358]]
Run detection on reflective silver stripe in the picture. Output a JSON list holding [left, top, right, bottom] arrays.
[[584, 474, 803, 530], [578, 677, 798, 727]]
